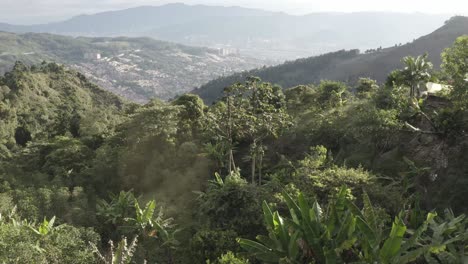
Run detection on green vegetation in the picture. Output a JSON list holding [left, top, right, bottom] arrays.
[[0, 35, 467, 263]]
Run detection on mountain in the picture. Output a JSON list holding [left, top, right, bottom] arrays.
[[0, 31, 267, 102], [0, 4, 449, 60], [0, 4, 277, 35], [193, 16, 468, 103], [0, 62, 128, 154]]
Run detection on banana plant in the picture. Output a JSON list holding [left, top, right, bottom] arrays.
[[239, 188, 468, 264], [238, 201, 301, 263], [97, 190, 137, 226], [239, 187, 359, 263], [420, 210, 468, 263], [29, 216, 56, 236], [284, 187, 359, 263], [133, 199, 156, 231], [346, 194, 467, 264], [126, 199, 179, 248]]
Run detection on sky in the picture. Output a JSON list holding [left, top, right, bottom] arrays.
[[1, 0, 468, 24]]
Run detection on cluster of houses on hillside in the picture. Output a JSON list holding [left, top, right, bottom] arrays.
[[83, 52, 101, 60]]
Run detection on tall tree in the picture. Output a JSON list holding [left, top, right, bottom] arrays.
[[225, 77, 290, 184], [401, 54, 433, 98], [205, 77, 290, 184], [442, 35, 468, 98]]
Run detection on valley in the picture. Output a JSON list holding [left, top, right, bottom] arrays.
[[194, 16, 468, 102], [0, 32, 269, 102], [0, 4, 450, 60]]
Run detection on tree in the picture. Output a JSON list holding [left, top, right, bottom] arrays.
[[442, 36, 468, 98], [205, 99, 239, 175], [316, 80, 348, 107], [172, 94, 206, 140], [356, 78, 379, 98], [206, 77, 290, 184], [401, 54, 433, 98], [243, 77, 290, 184], [196, 172, 263, 237], [226, 77, 290, 184], [442, 36, 468, 84]]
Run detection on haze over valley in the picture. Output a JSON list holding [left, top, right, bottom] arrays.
[[1, 4, 451, 60]]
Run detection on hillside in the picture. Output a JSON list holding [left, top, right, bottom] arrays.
[[194, 16, 468, 103], [0, 62, 128, 157], [0, 3, 449, 60], [0, 32, 266, 102], [1, 34, 467, 263]]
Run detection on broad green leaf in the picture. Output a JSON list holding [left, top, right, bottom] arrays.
[[262, 201, 275, 229], [380, 217, 407, 262]]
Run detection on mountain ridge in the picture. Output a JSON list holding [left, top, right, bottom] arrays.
[[192, 16, 468, 103], [0, 4, 449, 60]]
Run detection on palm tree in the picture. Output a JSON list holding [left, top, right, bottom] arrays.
[[402, 54, 433, 98]]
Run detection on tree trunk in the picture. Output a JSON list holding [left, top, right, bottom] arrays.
[[227, 96, 232, 174], [228, 149, 232, 174], [251, 154, 256, 185], [230, 150, 236, 172], [166, 248, 174, 264], [258, 154, 263, 185]]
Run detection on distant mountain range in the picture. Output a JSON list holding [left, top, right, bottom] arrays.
[[193, 16, 468, 103], [0, 32, 267, 102], [0, 3, 450, 60]]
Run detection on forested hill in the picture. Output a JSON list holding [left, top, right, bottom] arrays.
[[0, 62, 130, 158], [0, 33, 467, 262], [193, 16, 468, 103], [0, 31, 266, 102]]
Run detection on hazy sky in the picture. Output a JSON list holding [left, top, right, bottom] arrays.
[[1, 0, 468, 24]]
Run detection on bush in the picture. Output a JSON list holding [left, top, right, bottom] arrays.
[[196, 173, 263, 237], [214, 251, 250, 264], [190, 229, 240, 263], [293, 147, 375, 201], [0, 216, 99, 263]]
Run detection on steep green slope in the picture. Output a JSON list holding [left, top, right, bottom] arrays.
[[0, 62, 128, 157], [194, 16, 468, 103], [0, 32, 267, 102]]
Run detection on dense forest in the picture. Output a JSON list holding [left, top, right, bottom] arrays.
[[0, 33, 467, 264]]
